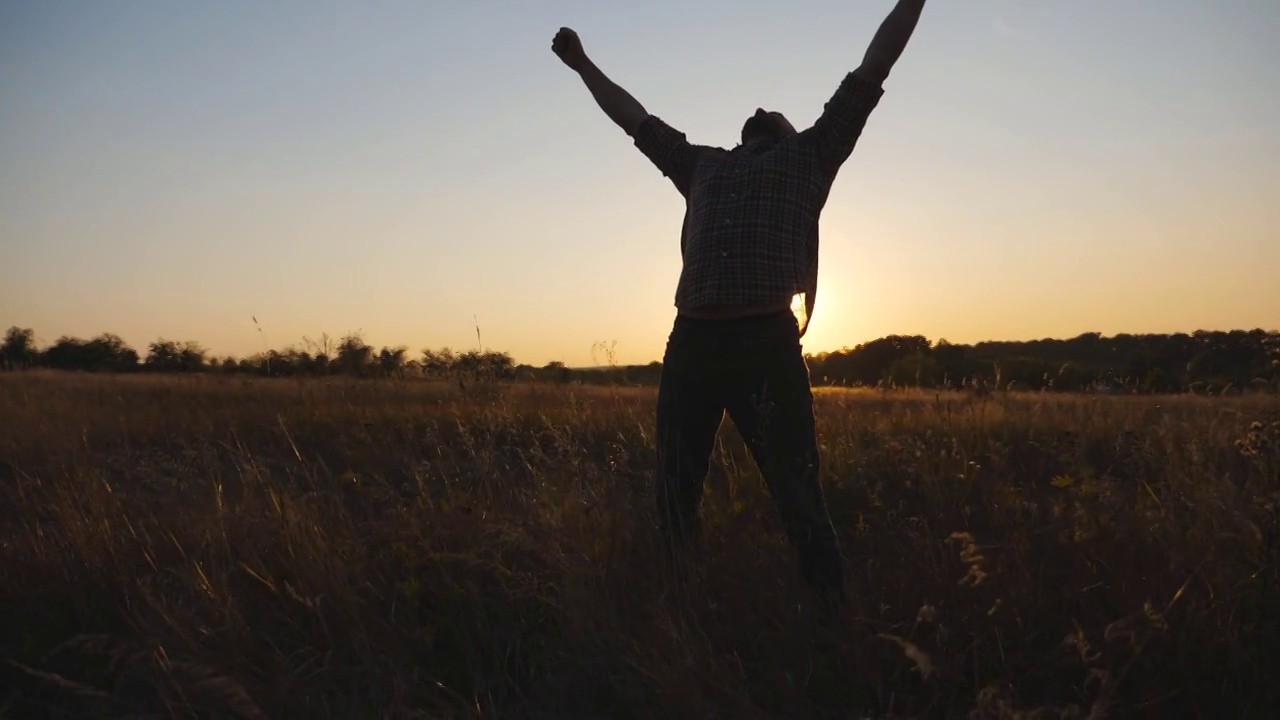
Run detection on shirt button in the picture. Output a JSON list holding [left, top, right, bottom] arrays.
[[721, 251, 728, 257], [724, 219, 732, 225]]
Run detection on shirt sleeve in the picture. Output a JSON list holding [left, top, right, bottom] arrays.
[[632, 115, 702, 197], [799, 72, 886, 176]]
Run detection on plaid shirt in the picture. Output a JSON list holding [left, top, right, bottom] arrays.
[[633, 72, 884, 336]]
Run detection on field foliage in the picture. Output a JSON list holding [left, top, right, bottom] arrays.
[[2, 371, 1278, 718]]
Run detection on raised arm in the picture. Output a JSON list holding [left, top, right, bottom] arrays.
[[552, 27, 648, 136], [552, 27, 702, 195], [854, 0, 927, 86], [800, 0, 927, 175]]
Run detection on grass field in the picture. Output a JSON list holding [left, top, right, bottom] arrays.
[[1, 371, 1277, 718]]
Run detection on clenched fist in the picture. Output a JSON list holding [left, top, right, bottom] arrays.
[[551, 27, 588, 71]]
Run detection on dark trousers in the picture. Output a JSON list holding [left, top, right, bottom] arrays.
[[655, 309, 845, 602]]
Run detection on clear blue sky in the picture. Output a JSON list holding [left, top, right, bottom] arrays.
[[3, 0, 1277, 366]]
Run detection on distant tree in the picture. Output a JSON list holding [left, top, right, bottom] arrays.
[[335, 333, 373, 376], [483, 351, 515, 380], [303, 333, 337, 358], [310, 352, 330, 375], [1267, 335, 1280, 386], [931, 339, 969, 387], [886, 353, 941, 388], [145, 339, 207, 372], [447, 350, 514, 382], [806, 334, 931, 386], [378, 346, 409, 378], [421, 347, 455, 378], [1052, 363, 1090, 392], [2, 326, 37, 370], [453, 350, 482, 379], [257, 347, 315, 377], [543, 360, 571, 384], [41, 333, 139, 372], [298, 334, 336, 375]]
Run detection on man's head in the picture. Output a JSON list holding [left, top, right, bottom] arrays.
[[740, 108, 797, 146]]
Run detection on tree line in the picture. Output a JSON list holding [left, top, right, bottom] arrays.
[[0, 328, 516, 382], [3, 325, 1278, 394], [804, 330, 1279, 394]]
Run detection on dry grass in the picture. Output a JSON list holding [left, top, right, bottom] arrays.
[[1, 370, 1277, 718]]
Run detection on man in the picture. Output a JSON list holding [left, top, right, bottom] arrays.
[[552, 0, 927, 612]]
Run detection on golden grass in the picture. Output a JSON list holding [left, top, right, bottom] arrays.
[[1, 370, 1277, 718]]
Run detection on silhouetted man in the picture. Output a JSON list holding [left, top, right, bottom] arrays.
[[552, 0, 927, 612]]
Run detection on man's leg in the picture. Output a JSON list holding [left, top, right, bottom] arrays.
[[723, 315, 846, 609], [655, 320, 725, 557]]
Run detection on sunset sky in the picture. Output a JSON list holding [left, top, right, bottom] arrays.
[[3, 0, 1277, 367]]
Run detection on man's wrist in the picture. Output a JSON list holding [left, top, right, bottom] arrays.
[[851, 64, 888, 87]]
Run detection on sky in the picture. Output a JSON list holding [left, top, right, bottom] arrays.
[[2, 0, 1277, 367]]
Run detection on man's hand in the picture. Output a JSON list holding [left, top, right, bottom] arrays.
[[552, 27, 589, 72]]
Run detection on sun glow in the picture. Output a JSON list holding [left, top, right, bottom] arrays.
[[798, 278, 864, 356]]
